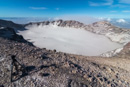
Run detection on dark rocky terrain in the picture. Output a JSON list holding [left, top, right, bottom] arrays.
[[0, 27, 33, 45], [0, 19, 130, 87]]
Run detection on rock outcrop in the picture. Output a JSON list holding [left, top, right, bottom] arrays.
[[25, 20, 85, 29], [0, 19, 26, 31], [85, 21, 130, 44], [0, 27, 33, 45], [117, 42, 130, 58]]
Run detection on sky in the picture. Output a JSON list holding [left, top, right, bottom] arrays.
[[0, 0, 130, 18]]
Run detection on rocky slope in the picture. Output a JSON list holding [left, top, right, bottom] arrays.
[[0, 27, 33, 46], [0, 19, 26, 31], [117, 42, 130, 58], [25, 20, 85, 29], [0, 20, 130, 87], [85, 21, 130, 44]]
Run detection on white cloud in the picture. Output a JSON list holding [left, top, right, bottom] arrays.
[[122, 10, 130, 12], [98, 17, 105, 20], [110, 4, 130, 8], [116, 19, 126, 23], [89, 0, 113, 6], [29, 7, 47, 10], [107, 18, 111, 21], [119, 0, 130, 4]]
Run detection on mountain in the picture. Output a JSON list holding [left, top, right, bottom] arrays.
[[0, 19, 24, 31], [117, 42, 130, 58], [0, 27, 33, 45], [0, 17, 53, 24], [0, 19, 130, 87], [86, 21, 130, 44], [25, 19, 85, 28]]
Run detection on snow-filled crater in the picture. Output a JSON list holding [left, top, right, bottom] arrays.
[[18, 25, 123, 56]]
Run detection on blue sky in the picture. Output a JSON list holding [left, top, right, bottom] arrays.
[[0, 0, 130, 18]]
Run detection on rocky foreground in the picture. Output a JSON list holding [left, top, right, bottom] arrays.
[[0, 20, 130, 87]]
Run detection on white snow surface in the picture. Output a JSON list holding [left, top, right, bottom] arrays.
[[101, 48, 123, 57], [116, 19, 126, 23], [18, 25, 123, 56], [105, 32, 130, 44]]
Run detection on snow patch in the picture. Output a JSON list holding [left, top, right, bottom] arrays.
[[116, 19, 126, 23], [101, 48, 123, 57], [105, 32, 130, 44]]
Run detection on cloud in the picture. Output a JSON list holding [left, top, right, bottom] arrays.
[[29, 7, 47, 10], [119, 0, 130, 4], [89, 0, 113, 6], [107, 18, 111, 21], [116, 19, 126, 23], [110, 4, 130, 8], [122, 10, 130, 12]]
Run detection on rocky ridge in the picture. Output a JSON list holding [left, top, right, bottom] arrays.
[[117, 42, 130, 58], [0, 27, 33, 46], [85, 21, 130, 44], [0, 19, 26, 32]]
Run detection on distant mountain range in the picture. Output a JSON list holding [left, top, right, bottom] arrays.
[[0, 17, 54, 24]]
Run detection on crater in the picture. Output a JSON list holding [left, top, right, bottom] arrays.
[[18, 25, 123, 56]]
